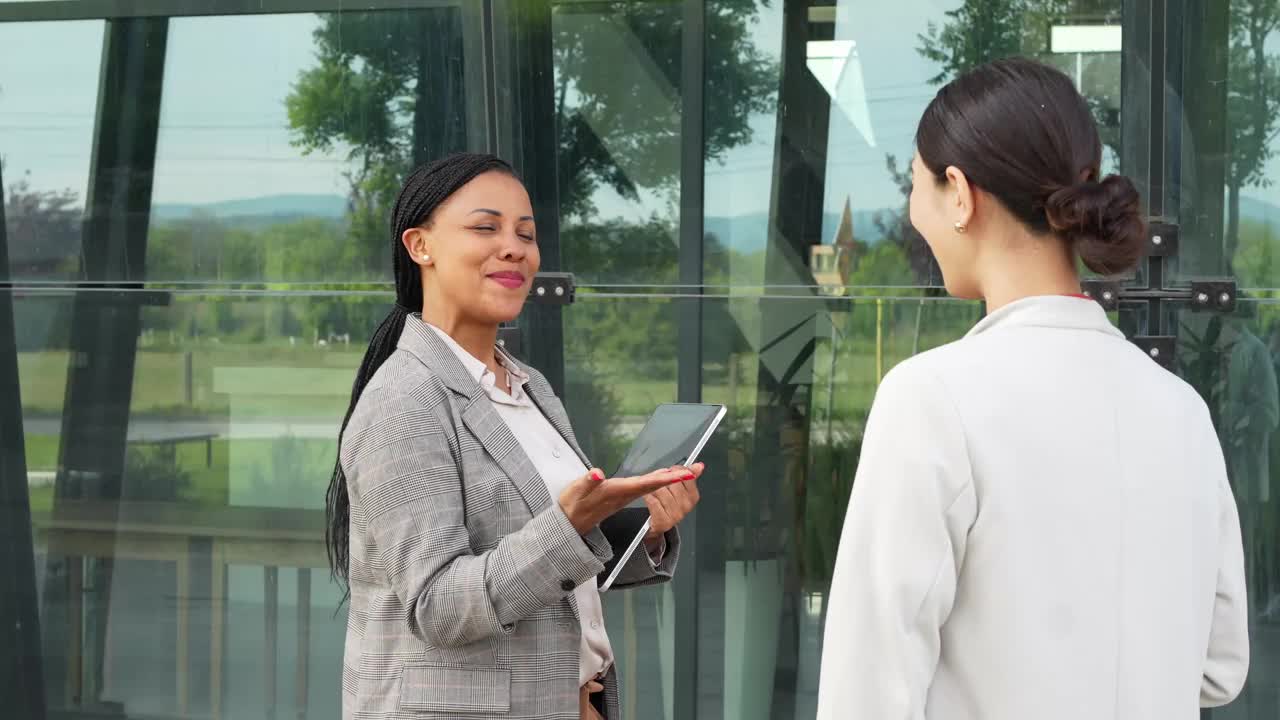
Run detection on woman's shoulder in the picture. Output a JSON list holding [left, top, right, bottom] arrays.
[[343, 351, 454, 449]]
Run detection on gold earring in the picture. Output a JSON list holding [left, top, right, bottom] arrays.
[[954, 222, 967, 234]]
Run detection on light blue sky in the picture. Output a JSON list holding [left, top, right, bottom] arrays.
[[2, 2, 1278, 232]]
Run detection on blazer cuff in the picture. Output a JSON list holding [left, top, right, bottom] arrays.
[[527, 506, 609, 601], [612, 527, 680, 589]]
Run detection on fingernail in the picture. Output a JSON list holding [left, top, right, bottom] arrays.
[[591, 469, 605, 481]]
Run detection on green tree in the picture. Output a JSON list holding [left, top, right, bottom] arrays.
[[1225, 0, 1280, 267], [3, 169, 81, 279], [553, 0, 777, 218], [918, 0, 1060, 82], [286, 3, 777, 223]]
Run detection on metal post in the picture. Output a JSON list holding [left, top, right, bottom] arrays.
[[493, 0, 567, 395], [0, 142, 49, 720], [674, 0, 706, 716], [42, 17, 168, 713]]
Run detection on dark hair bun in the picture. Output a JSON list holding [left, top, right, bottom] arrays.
[[1044, 174, 1147, 276]]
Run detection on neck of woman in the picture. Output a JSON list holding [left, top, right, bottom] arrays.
[[978, 239, 1083, 314], [420, 309, 503, 376]]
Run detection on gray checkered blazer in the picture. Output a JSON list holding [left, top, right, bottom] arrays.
[[338, 317, 680, 720]]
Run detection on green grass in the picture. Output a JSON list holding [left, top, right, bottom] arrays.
[[19, 346, 364, 419], [23, 435, 336, 511]]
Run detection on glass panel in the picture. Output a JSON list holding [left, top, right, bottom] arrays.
[[0, 19, 103, 281], [1171, 300, 1280, 717], [19, 289, 367, 718], [1171, 2, 1280, 715], [145, 7, 477, 284], [553, 0, 684, 285], [1, 6, 479, 719], [1171, 0, 1280, 284], [696, 0, 1125, 718]]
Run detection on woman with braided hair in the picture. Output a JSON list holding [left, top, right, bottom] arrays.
[[327, 153, 702, 720]]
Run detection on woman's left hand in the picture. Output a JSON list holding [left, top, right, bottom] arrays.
[[643, 462, 703, 540]]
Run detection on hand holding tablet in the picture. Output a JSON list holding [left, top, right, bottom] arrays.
[[558, 463, 702, 536], [597, 403, 726, 591]]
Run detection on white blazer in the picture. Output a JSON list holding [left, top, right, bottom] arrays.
[[817, 295, 1249, 720]]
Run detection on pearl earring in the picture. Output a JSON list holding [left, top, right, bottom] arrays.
[[953, 222, 967, 234], [422, 254, 431, 262]]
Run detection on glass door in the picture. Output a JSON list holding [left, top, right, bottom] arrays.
[[1160, 0, 1280, 716]]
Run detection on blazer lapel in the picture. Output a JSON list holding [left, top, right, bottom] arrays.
[[459, 397, 554, 515], [398, 318, 611, 605], [397, 317, 554, 516]]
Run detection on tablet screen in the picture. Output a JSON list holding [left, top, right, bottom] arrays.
[[613, 403, 725, 478], [598, 403, 725, 592]]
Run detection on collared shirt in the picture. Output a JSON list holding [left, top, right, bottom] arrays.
[[423, 322, 617, 686]]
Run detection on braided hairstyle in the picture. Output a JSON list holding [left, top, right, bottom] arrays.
[[325, 152, 519, 596]]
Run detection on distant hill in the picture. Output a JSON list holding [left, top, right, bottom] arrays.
[[1241, 195, 1280, 226], [705, 209, 888, 254], [152, 194, 347, 228]]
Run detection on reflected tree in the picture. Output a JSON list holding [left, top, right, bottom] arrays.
[[552, 0, 776, 219], [1224, 0, 1280, 266], [3, 169, 81, 278], [286, 3, 777, 226]]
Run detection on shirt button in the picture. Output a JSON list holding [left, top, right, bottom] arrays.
[[591, 621, 600, 629], [552, 448, 561, 458]]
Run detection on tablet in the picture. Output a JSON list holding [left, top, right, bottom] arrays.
[[598, 402, 726, 592]]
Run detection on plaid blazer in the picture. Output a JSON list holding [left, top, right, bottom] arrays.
[[339, 317, 680, 720]]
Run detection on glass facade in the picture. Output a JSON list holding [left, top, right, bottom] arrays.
[[0, 1, 1276, 719]]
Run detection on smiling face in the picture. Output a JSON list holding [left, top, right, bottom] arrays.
[[402, 170, 539, 329]]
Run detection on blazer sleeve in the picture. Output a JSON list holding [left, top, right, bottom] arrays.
[[341, 385, 610, 648], [597, 507, 679, 589], [815, 363, 976, 720], [1201, 437, 1250, 707]]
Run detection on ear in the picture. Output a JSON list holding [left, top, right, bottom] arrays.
[[945, 165, 975, 230], [401, 227, 433, 266]]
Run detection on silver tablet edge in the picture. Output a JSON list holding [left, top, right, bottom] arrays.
[[598, 404, 726, 593]]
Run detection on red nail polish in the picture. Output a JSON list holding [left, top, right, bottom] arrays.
[[591, 469, 605, 481]]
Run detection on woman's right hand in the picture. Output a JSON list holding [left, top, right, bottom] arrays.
[[559, 465, 700, 536]]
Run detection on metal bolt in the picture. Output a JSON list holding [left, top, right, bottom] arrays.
[[1150, 347, 1161, 358], [1220, 292, 1232, 305], [1153, 235, 1163, 246], [554, 285, 565, 296], [1197, 292, 1210, 304], [1102, 291, 1114, 302], [536, 286, 546, 296]]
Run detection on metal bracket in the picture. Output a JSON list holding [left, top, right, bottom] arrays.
[[529, 272, 575, 305], [1081, 280, 1123, 311], [497, 325, 523, 356], [1188, 280, 1237, 313], [496, 272, 576, 357], [1080, 220, 1238, 370], [1132, 335, 1176, 369], [1147, 220, 1179, 257]]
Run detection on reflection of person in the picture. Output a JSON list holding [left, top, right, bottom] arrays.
[[325, 153, 703, 720], [816, 58, 1249, 719]]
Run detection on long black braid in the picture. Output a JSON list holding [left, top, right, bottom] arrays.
[[325, 153, 518, 599]]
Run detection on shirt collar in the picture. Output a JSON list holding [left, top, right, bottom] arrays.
[[423, 322, 531, 405], [966, 294, 1126, 340]]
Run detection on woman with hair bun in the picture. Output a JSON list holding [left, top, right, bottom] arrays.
[[817, 57, 1249, 719]]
